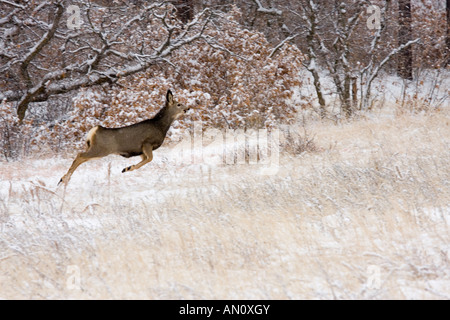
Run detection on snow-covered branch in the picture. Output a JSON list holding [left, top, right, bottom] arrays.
[[269, 34, 299, 59], [0, 0, 25, 9], [252, 0, 282, 16], [0, 1, 215, 121], [19, 3, 64, 85], [361, 38, 421, 110]]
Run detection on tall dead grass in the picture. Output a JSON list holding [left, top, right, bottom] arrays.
[[0, 111, 449, 299]]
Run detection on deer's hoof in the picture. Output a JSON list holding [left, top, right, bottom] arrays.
[[122, 166, 132, 173], [58, 177, 67, 186]]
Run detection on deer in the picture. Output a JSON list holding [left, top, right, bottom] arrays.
[[58, 90, 190, 186]]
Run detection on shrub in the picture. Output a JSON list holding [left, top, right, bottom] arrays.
[[4, 7, 305, 154], [59, 7, 304, 149]]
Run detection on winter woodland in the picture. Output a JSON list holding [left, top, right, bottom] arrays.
[[0, 0, 449, 300]]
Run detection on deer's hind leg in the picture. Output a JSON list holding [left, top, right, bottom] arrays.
[[122, 144, 153, 173]]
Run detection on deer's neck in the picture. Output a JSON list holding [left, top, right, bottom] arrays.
[[153, 106, 177, 135]]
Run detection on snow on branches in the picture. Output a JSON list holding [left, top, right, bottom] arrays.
[[54, 7, 304, 151], [0, 1, 213, 121], [0, 5, 304, 155]]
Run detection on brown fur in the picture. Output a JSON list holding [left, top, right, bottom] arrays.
[[59, 90, 189, 186]]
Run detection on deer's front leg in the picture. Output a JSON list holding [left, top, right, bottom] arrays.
[[122, 145, 153, 173], [59, 153, 89, 186]]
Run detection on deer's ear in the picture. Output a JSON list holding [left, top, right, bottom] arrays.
[[166, 90, 173, 104]]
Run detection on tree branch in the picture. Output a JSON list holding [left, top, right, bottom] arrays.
[[269, 33, 298, 59], [0, 0, 25, 9], [361, 38, 421, 110], [19, 3, 64, 89], [252, 0, 282, 16], [3, 2, 213, 121]]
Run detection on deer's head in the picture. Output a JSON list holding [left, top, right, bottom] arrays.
[[166, 90, 190, 119]]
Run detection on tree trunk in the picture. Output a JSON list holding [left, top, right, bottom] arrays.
[[174, 0, 194, 23], [304, 0, 326, 117], [352, 77, 358, 109], [397, 0, 413, 80], [342, 75, 352, 117], [446, 0, 450, 66], [311, 70, 326, 114]]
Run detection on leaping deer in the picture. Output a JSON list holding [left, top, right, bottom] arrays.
[[59, 90, 190, 186]]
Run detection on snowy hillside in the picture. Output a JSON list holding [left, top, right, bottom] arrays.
[[1, 111, 449, 299]]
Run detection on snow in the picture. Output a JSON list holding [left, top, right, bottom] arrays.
[[296, 67, 450, 115], [1, 108, 449, 299], [253, 0, 282, 15]]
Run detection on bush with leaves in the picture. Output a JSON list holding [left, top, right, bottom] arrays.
[[16, 7, 305, 153], [169, 8, 304, 129]]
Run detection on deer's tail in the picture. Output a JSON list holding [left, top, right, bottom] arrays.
[[86, 126, 99, 148]]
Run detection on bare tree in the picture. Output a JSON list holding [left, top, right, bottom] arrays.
[[285, 0, 326, 116], [284, 0, 367, 116], [270, 0, 421, 114], [0, 0, 212, 121]]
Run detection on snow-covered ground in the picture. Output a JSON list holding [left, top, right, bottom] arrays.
[[0, 109, 449, 299]]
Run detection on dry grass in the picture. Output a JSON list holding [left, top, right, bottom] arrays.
[[0, 111, 449, 299]]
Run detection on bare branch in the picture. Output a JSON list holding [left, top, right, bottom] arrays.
[[0, 0, 25, 9], [252, 0, 282, 16], [361, 38, 421, 110], [269, 34, 299, 59], [1, 1, 216, 121], [20, 4, 64, 88]]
